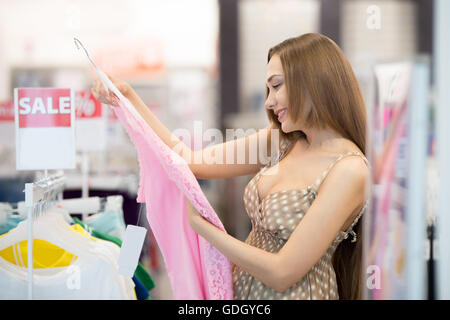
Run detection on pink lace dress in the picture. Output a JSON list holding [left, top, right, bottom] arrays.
[[112, 97, 233, 300]]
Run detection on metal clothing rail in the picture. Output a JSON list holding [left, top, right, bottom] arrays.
[[24, 171, 65, 300], [14, 195, 123, 216]]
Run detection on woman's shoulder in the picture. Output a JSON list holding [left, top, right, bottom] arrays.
[[289, 138, 368, 183]]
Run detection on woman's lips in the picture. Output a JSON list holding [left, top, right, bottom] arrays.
[[277, 109, 287, 122]]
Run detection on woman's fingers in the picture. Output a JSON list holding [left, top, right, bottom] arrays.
[[92, 87, 112, 105], [105, 73, 129, 97], [91, 74, 127, 107], [109, 91, 119, 107], [90, 77, 111, 105]]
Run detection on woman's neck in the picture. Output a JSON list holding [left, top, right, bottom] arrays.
[[301, 126, 347, 154]]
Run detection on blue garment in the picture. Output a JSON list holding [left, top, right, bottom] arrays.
[[133, 275, 150, 300], [85, 209, 126, 240]]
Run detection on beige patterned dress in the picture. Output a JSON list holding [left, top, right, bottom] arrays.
[[232, 138, 369, 300]]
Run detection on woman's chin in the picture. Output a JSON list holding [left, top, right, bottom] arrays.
[[280, 122, 291, 133]]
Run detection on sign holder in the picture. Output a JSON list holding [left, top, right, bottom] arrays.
[[24, 172, 66, 299], [14, 87, 75, 299]]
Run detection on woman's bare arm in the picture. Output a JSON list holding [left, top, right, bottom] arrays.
[[92, 76, 279, 179], [127, 87, 277, 179]]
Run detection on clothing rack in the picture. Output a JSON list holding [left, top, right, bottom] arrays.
[[24, 171, 65, 300], [13, 195, 122, 216]]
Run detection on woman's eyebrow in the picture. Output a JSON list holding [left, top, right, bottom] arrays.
[[266, 74, 282, 85]]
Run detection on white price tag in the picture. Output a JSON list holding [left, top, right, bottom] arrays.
[[117, 225, 147, 278]]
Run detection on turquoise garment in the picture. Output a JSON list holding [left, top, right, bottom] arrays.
[[0, 204, 26, 236], [0, 207, 125, 238], [0, 216, 25, 235], [85, 209, 126, 240]]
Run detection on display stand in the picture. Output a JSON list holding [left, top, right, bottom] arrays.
[[24, 172, 65, 299], [434, 0, 450, 300], [81, 152, 89, 221]]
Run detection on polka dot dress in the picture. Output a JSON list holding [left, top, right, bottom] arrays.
[[232, 138, 369, 300]]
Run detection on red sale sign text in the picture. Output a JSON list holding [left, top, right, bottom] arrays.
[[75, 91, 102, 119], [16, 88, 72, 128]]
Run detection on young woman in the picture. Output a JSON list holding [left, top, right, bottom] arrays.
[[92, 33, 369, 300]]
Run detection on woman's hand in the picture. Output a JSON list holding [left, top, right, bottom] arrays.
[[185, 197, 204, 232], [90, 74, 132, 107]]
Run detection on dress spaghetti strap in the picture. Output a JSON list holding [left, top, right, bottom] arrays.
[[311, 151, 369, 193], [310, 151, 369, 243]]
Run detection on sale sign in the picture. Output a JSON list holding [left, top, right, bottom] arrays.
[[14, 88, 75, 170], [75, 90, 106, 151], [0, 101, 15, 148], [17, 88, 72, 128], [0, 101, 14, 122], [75, 90, 102, 119]]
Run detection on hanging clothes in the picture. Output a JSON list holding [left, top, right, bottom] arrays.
[[72, 217, 155, 297], [111, 95, 233, 300], [0, 203, 26, 236], [82, 196, 127, 240], [0, 220, 156, 299], [0, 253, 133, 299], [0, 212, 136, 300]]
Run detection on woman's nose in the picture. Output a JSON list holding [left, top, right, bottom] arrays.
[[264, 94, 275, 109], [265, 97, 276, 110]]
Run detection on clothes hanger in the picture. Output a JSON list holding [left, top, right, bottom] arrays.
[[0, 193, 96, 257], [74, 37, 120, 97], [73, 37, 145, 123]]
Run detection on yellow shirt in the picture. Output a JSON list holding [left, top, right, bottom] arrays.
[[0, 224, 91, 268]]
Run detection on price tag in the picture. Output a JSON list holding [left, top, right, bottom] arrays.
[[75, 90, 106, 151], [14, 88, 76, 170], [117, 225, 147, 278]]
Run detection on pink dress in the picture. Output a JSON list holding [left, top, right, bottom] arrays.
[[112, 97, 233, 300]]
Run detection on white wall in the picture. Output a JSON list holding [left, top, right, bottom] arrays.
[[341, 0, 417, 67], [238, 0, 320, 116], [0, 0, 219, 100]]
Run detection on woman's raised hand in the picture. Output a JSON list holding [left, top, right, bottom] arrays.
[[90, 74, 131, 107]]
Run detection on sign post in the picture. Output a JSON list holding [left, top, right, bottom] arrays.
[[74, 90, 106, 219], [14, 87, 75, 300]]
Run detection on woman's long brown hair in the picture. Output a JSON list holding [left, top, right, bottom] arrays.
[[266, 33, 367, 300]]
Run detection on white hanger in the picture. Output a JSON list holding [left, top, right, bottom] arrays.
[[0, 209, 95, 256], [73, 37, 146, 124]]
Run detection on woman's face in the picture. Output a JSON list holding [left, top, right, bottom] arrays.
[[265, 54, 301, 133]]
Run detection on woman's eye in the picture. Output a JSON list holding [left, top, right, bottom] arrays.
[[273, 83, 281, 89]]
